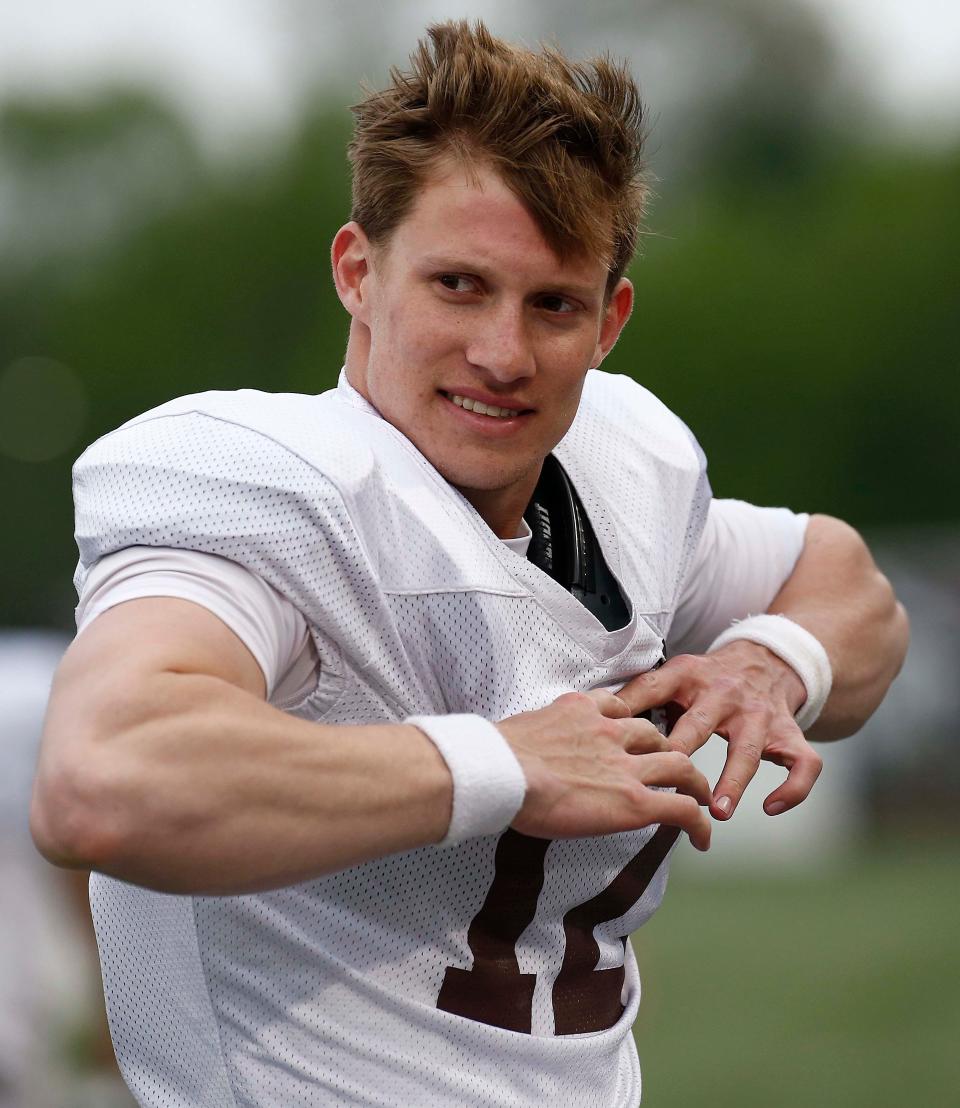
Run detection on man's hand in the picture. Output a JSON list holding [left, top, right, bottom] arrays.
[[498, 689, 712, 850], [618, 643, 823, 821]]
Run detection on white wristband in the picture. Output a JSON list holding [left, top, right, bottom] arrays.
[[406, 714, 527, 845], [707, 614, 832, 731]]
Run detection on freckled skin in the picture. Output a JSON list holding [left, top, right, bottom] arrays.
[[333, 164, 633, 538]]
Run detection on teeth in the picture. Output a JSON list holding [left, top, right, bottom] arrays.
[[448, 394, 520, 419]]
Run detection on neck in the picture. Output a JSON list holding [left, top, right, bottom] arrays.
[[344, 323, 370, 389], [457, 468, 541, 540]]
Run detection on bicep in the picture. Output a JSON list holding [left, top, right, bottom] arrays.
[[48, 546, 314, 757], [34, 596, 270, 870], [35, 596, 266, 851], [56, 595, 268, 716], [75, 546, 315, 698]]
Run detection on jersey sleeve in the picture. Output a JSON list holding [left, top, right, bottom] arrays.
[[76, 546, 314, 703], [72, 409, 371, 698], [666, 499, 808, 657]]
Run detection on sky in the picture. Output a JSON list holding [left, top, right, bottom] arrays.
[[0, 0, 958, 151]]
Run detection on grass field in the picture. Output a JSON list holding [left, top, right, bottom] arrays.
[[631, 840, 960, 1107]]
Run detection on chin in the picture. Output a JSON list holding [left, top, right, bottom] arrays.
[[433, 454, 528, 493], [438, 469, 507, 496]]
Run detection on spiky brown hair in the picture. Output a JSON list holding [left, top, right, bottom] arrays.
[[348, 20, 648, 291]]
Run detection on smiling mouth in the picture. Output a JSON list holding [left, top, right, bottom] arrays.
[[441, 391, 530, 419]]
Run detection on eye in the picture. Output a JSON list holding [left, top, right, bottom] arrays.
[[436, 274, 479, 294], [537, 293, 578, 315]]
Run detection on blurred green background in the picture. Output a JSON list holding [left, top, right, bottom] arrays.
[[2, 2, 958, 626], [0, 1, 957, 1105], [633, 842, 960, 1106]]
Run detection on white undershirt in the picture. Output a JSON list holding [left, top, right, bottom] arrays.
[[75, 502, 807, 705]]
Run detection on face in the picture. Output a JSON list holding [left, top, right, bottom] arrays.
[[332, 163, 633, 537]]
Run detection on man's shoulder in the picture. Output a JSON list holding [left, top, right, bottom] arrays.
[[71, 384, 455, 559], [567, 370, 704, 473], [74, 386, 387, 490], [95, 387, 335, 454], [71, 384, 522, 600], [71, 387, 384, 585], [71, 387, 379, 557]]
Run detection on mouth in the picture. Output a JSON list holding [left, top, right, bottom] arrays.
[[440, 390, 532, 421]]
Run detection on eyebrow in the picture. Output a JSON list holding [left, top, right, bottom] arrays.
[[418, 254, 601, 300]]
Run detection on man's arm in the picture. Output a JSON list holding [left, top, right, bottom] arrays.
[[31, 597, 451, 894], [765, 514, 908, 741], [32, 597, 711, 896], [620, 514, 909, 819]]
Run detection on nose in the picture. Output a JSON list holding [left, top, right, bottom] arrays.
[[464, 301, 536, 385]]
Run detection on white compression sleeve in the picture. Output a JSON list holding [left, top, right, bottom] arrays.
[[668, 500, 809, 657], [76, 546, 312, 701]]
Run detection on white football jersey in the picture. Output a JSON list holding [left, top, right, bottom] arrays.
[[73, 370, 710, 1107]]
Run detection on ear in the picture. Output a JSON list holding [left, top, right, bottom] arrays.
[[331, 222, 375, 322], [591, 278, 634, 369]]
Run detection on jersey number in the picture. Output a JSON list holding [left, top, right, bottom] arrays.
[[436, 824, 679, 1035]]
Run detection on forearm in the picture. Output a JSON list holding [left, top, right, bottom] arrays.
[[32, 669, 452, 896], [766, 514, 909, 740]]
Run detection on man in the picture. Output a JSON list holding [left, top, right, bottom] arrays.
[[32, 21, 907, 1108]]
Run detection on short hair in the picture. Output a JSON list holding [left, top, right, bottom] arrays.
[[348, 20, 648, 290]]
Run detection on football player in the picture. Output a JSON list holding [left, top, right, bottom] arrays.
[[32, 21, 907, 1107]]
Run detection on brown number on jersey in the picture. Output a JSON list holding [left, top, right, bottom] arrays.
[[552, 824, 679, 1033], [436, 830, 549, 1033], [436, 824, 679, 1034]]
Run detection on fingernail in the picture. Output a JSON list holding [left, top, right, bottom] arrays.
[[715, 796, 731, 815], [766, 801, 787, 815]]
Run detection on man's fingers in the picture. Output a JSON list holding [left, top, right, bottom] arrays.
[[635, 751, 712, 806], [583, 688, 633, 719], [617, 659, 723, 755], [762, 742, 823, 815], [664, 697, 727, 757], [621, 718, 671, 755], [713, 718, 824, 819], [616, 662, 686, 717], [645, 791, 711, 852], [710, 716, 768, 819]]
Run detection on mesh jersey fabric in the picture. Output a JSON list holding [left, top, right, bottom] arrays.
[[72, 502, 806, 705], [73, 369, 711, 1108]]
